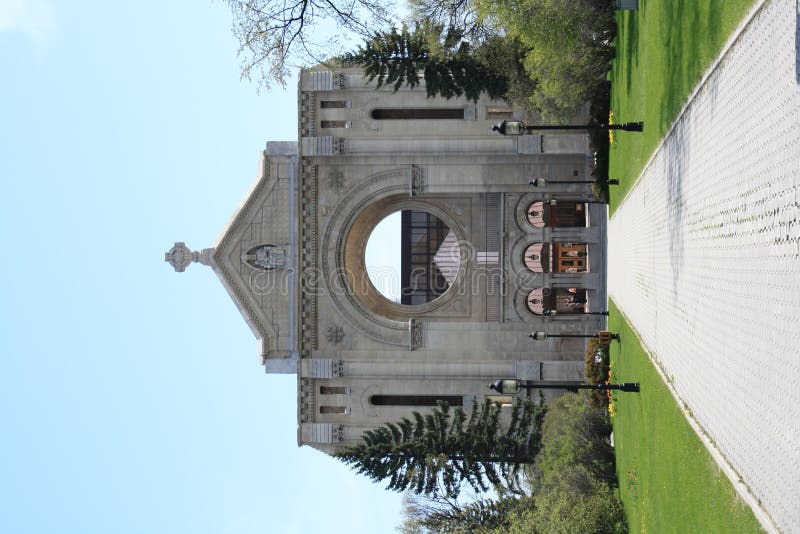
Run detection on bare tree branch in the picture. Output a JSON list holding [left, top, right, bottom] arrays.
[[226, 0, 397, 89]]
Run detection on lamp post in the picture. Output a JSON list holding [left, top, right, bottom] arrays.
[[530, 330, 620, 342], [543, 309, 609, 316], [490, 379, 640, 394], [492, 119, 643, 135], [530, 178, 619, 187]]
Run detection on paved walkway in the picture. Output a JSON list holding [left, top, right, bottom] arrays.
[[608, 1, 800, 532]]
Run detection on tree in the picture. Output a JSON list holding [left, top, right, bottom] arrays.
[[334, 397, 546, 497], [343, 25, 509, 101], [406, 0, 494, 46], [474, 0, 616, 120], [225, 0, 396, 89], [399, 490, 534, 533], [525, 465, 626, 534]]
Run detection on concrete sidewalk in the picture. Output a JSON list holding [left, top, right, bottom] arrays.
[[608, 1, 800, 532]]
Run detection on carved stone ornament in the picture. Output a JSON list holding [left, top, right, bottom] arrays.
[[165, 242, 214, 272], [334, 72, 346, 90], [408, 318, 424, 350], [410, 165, 426, 197], [326, 324, 345, 344], [327, 169, 345, 193], [242, 244, 286, 271]]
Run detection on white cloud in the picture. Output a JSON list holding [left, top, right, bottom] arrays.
[[0, 0, 56, 50]]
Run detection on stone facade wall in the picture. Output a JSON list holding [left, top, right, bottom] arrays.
[[187, 67, 607, 453]]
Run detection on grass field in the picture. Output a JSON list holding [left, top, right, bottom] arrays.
[[608, 0, 757, 213], [607, 301, 763, 533]]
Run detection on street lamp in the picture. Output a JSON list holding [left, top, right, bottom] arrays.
[[543, 309, 609, 316], [489, 378, 640, 394], [530, 178, 619, 187], [530, 330, 620, 343], [492, 119, 643, 135]]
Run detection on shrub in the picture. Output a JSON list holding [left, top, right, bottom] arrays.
[[529, 464, 627, 533], [533, 392, 615, 487], [585, 338, 610, 409]]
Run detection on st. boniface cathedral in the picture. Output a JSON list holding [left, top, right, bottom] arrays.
[[166, 65, 606, 454]]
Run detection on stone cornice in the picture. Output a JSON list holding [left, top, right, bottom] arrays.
[[209, 153, 277, 349]]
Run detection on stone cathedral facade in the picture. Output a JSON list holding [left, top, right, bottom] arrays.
[[166, 65, 607, 454]]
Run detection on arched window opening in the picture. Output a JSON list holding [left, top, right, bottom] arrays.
[[371, 108, 465, 120], [320, 100, 348, 109], [526, 287, 589, 315], [526, 201, 546, 228], [320, 120, 350, 129], [370, 395, 464, 407], [319, 406, 348, 414], [526, 202, 589, 228], [320, 386, 348, 395], [524, 243, 549, 272]]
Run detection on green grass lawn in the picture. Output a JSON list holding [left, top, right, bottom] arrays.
[[607, 301, 763, 533], [608, 0, 757, 213]]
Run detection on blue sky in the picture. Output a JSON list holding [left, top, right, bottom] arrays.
[[0, 1, 404, 532]]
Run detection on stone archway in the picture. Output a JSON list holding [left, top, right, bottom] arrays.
[[320, 168, 469, 345], [342, 194, 465, 321]]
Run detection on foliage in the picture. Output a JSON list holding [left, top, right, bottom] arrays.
[[585, 338, 610, 409], [532, 392, 615, 487], [507, 465, 626, 534], [398, 490, 534, 534], [335, 397, 546, 497], [474, 0, 616, 120], [225, 0, 395, 89], [406, 0, 493, 46], [343, 25, 509, 101], [470, 34, 538, 110]]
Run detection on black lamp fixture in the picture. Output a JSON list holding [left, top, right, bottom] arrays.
[[543, 309, 609, 316], [492, 119, 643, 136], [529, 331, 620, 345], [530, 178, 619, 187], [489, 378, 640, 394]]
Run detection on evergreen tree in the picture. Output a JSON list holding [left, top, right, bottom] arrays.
[[334, 396, 546, 497], [342, 25, 508, 101], [399, 490, 535, 533]]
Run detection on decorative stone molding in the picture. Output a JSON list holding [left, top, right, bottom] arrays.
[[409, 165, 427, 197], [302, 358, 344, 378], [209, 161, 282, 349], [409, 318, 424, 350], [301, 136, 345, 156], [327, 169, 345, 193], [300, 92, 316, 137], [326, 324, 345, 344], [299, 160, 319, 352], [310, 70, 333, 91], [304, 423, 345, 443], [333, 72, 346, 90], [332, 137, 345, 155], [164, 242, 214, 272], [300, 378, 314, 422]]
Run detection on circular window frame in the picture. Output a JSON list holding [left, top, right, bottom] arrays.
[[342, 195, 466, 320]]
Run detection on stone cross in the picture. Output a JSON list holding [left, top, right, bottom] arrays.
[[165, 242, 214, 272]]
